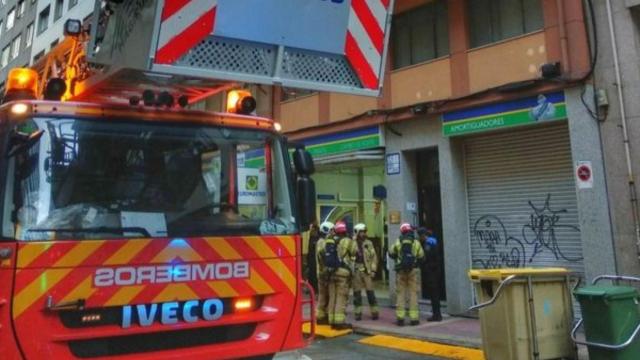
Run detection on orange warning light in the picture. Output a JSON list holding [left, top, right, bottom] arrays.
[[226, 90, 257, 115], [6, 68, 38, 98]]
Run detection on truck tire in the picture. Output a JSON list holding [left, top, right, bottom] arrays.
[[244, 355, 274, 360]]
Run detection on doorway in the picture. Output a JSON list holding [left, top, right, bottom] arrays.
[[416, 148, 446, 301]]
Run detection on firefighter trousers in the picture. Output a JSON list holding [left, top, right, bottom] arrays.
[[353, 271, 378, 316], [316, 274, 329, 321], [396, 268, 419, 321], [327, 273, 350, 325]]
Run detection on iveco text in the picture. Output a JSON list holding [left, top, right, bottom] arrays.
[[94, 262, 250, 287]]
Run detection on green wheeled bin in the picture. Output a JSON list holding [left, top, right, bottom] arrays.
[[573, 277, 640, 360], [468, 268, 577, 360]]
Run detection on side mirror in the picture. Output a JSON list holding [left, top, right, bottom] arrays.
[[7, 129, 44, 158], [296, 176, 316, 230], [293, 148, 314, 176]]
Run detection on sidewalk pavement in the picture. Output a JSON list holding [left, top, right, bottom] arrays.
[[340, 298, 590, 359], [346, 301, 482, 349]]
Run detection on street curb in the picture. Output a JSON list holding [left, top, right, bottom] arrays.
[[351, 325, 482, 349]]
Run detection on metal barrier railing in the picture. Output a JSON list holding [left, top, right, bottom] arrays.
[[468, 275, 518, 311], [571, 319, 640, 350]]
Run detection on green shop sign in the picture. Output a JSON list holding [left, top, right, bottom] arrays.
[[299, 126, 381, 158], [242, 126, 381, 168], [442, 92, 566, 137]]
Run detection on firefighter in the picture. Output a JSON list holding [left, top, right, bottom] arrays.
[[324, 221, 356, 330], [315, 221, 334, 325], [389, 222, 425, 326], [352, 223, 379, 320]]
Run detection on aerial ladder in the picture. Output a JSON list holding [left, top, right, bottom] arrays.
[[29, 0, 394, 106]]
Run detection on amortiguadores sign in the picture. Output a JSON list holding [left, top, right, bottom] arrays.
[[442, 92, 566, 137]]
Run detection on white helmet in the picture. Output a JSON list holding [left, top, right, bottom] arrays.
[[354, 223, 367, 233], [319, 221, 335, 235]]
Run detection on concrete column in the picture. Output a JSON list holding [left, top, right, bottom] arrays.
[[386, 150, 418, 300], [565, 86, 617, 280], [384, 117, 473, 314], [439, 136, 473, 315]]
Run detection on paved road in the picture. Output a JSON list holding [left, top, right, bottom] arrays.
[[275, 334, 443, 360]]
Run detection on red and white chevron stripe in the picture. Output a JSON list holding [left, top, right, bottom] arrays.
[[345, 0, 390, 90], [155, 0, 218, 64]]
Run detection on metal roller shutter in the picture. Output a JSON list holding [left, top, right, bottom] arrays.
[[465, 122, 584, 276]]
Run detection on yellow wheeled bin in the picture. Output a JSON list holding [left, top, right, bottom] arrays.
[[468, 268, 577, 360]]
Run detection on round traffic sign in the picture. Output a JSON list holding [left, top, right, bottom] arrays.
[[577, 165, 591, 182]]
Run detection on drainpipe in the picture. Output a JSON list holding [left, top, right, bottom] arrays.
[[557, 0, 571, 75], [605, 0, 640, 261]]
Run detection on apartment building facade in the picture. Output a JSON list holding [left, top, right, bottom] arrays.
[[592, 0, 640, 279], [0, 0, 37, 90], [272, 0, 614, 315], [31, 0, 92, 62]]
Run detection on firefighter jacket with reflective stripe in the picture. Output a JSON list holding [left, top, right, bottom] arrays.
[[354, 238, 377, 274], [389, 235, 425, 271], [315, 237, 327, 275], [317, 235, 357, 276]]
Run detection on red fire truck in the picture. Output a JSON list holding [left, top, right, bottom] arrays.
[[0, 1, 393, 359]]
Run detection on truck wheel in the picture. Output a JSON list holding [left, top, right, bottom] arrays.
[[244, 355, 274, 360]]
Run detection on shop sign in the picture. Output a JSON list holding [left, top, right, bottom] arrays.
[[240, 126, 381, 168], [442, 91, 567, 137], [302, 126, 381, 158]]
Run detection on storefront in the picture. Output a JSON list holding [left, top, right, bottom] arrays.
[[384, 87, 615, 315], [296, 126, 389, 281], [445, 92, 584, 276]]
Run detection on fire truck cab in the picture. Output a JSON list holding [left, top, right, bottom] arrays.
[[0, 1, 393, 359]]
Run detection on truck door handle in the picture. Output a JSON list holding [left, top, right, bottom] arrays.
[[0, 248, 12, 259], [45, 296, 86, 311]]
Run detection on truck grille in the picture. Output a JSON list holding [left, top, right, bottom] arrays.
[[60, 297, 263, 328], [68, 323, 256, 358]]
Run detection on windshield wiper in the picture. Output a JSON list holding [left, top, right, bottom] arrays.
[[27, 226, 152, 237]]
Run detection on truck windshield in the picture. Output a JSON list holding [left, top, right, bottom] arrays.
[[2, 116, 296, 240]]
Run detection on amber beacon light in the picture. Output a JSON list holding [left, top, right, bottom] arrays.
[[226, 90, 257, 115], [4, 68, 38, 103]]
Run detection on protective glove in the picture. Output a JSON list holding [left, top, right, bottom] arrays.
[[426, 237, 437, 246]]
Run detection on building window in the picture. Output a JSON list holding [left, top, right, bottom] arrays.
[[391, 1, 449, 70], [11, 34, 21, 59], [468, 0, 544, 48], [6, 7, 15, 30], [38, 5, 50, 34], [69, 0, 78, 10], [25, 22, 34, 47], [50, 38, 59, 50], [1, 46, 10, 67], [33, 49, 44, 63], [54, 0, 64, 21], [17, 0, 24, 18]]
